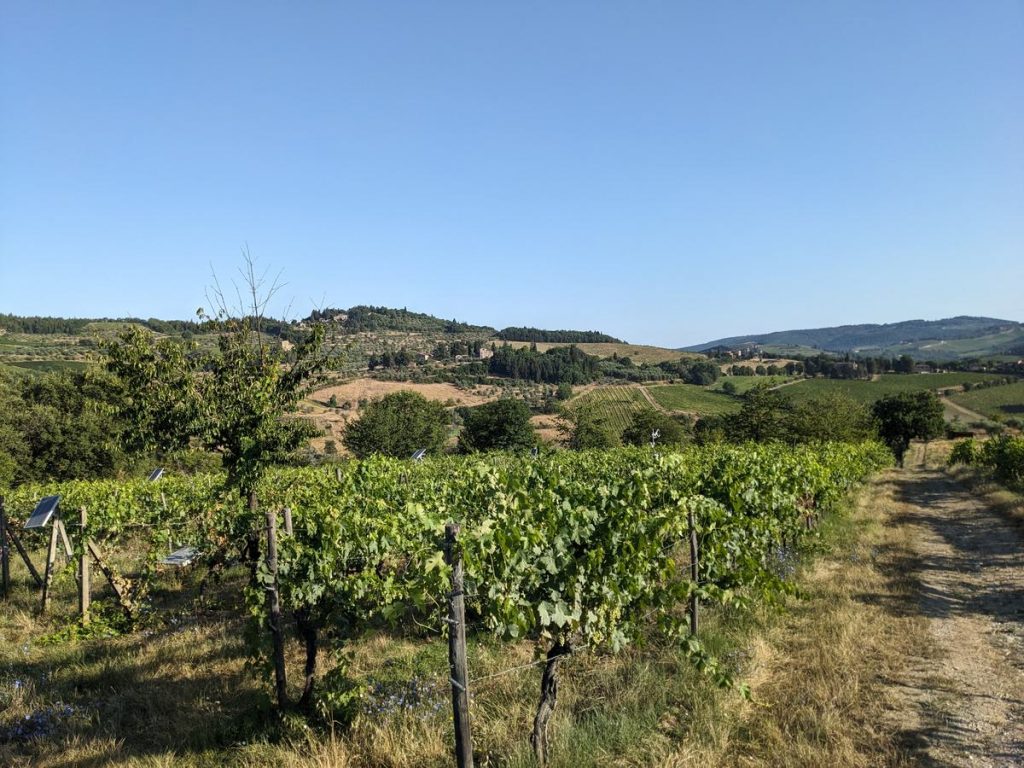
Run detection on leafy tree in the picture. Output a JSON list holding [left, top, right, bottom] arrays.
[[0, 369, 133, 489], [103, 327, 203, 457], [871, 391, 944, 466], [722, 385, 796, 442], [559, 404, 620, 449], [895, 354, 915, 374], [791, 393, 874, 443], [621, 408, 686, 447], [720, 380, 738, 396], [458, 399, 537, 453], [343, 391, 449, 458]]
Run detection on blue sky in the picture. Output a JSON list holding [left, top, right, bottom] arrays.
[[1, 2, 1021, 347]]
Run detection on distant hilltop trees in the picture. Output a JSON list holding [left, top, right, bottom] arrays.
[[304, 305, 494, 335], [0, 313, 204, 336], [496, 327, 623, 344]]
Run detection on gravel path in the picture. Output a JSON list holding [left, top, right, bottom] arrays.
[[883, 452, 1024, 766]]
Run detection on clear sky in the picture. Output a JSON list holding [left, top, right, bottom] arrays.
[[1, 2, 1021, 347]]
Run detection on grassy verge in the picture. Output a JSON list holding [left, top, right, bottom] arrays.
[[1, 474, 926, 767], [915, 438, 1024, 527]]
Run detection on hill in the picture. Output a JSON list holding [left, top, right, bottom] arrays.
[[683, 316, 1024, 361]]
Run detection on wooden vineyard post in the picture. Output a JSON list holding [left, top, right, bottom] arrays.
[[8, 527, 42, 587], [282, 507, 293, 537], [78, 507, 90, 623], [265, 509, 288, 709], [41, 517, 61, 612], [688, 506, 699, 636], [0, 497, 9, 600], [444, 523, 474, 768]]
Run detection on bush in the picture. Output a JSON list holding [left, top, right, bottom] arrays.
[[978, 436, 1024, 490], [947, 439, 976, 466]]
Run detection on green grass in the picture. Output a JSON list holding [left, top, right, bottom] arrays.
[[709, 375, 792, 394], [644, 383, 740, 415], [570, 385, 650, 433], [4, 360, 96, 374], [951, 380, 1024, 420], [783, 373, 1006, 406]]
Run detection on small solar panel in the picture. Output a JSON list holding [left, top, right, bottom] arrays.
[[160, 546, 198, 567], [148, 468, 165, 482], [411, 448, 427, 461], [25, 496, 60, 530], [531, 447, 539, 458]]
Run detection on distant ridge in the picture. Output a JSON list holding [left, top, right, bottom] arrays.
[[681, 316, 1024, 361]]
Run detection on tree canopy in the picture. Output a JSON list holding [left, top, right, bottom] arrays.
[[621, 408, 687, 447], [458, 399, 537, 453], [871, 391, 944, 465], [343, 391, 450, 459]]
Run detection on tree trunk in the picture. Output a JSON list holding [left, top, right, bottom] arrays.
[[245, 490, 260, 583], [531, 640, 571, 767], [295, 607, 319, 710]]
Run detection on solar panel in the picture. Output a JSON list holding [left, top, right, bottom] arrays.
[[25, 496, 60, 530], [411, 448, 427, 461], [160, 546, 198, 567], [531, 447, 539, 458], [148, 468, 165, 482]]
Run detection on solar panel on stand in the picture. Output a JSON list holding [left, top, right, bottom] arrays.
[[25, 496, 60, 530]]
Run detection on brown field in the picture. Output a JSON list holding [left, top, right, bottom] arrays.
[[530, 413, 565, 444]]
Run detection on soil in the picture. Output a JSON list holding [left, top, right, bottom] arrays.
[[880, 446, 1024, 766]]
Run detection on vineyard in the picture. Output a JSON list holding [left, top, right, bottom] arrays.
[[783, 372, 1007, 405], [950, 380, 1024, 422], [645, 383, 740, 415], [568, 386, 650, 433], [0, 441, 889, 765], [948, 435, 1024, 491]]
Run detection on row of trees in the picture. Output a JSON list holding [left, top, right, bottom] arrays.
[[488, 344, 601, 384], [495, 327, 622, 343], [694, 386, 943, 464], [342, 392, 538, 457]]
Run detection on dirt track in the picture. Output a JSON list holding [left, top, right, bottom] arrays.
[[881, 448, 1024, 766]]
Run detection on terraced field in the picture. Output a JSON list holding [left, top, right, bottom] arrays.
[[645, 383, 740, 415], [950, 380, 1024, 420], [784, 373, 1006, 405]]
